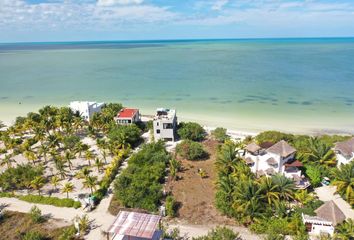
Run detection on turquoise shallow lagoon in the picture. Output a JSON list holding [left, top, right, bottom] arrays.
[[1, 38, 354, 133]]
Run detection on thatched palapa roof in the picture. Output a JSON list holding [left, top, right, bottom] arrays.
[[335, 137, 354, 158], [315, 201, 346, 226], [245, 142, 261, 153], [267, 140, 296, 158]]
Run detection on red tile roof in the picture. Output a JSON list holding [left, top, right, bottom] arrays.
[[117, 108, 138, 118], [108, 211, 161, 238]]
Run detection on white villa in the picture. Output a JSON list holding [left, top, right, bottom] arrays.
[[153, 108, 177, 142], [115, 108, 140, 125], [334, 137, 354, 166], [302, 200, 346, 237], [69, 101, 104, 121], [244, 140, 310, 189]]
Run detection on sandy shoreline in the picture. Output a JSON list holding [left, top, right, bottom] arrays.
[[1, 106, 353, 136]]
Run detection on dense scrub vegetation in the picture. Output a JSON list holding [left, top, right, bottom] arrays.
[[0, 164, 43, 191], [0, 210, 79, 240], [211, 127, 229, 143], [177, 122, 205, 141], [176, 140, 207, 160], [113, 141, 170, 211]]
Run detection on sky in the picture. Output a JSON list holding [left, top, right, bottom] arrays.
[[1, 0, 354, 42]]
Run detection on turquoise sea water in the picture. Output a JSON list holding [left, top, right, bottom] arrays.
[[1, 38, 354, 133]]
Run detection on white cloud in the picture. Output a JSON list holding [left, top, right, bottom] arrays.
[[97, 0, 144, 7], [211, 0, 229, 11]]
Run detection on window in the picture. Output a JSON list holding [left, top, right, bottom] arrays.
[[157, 122, 159, 126], [163, 123, 173, 129], [156, 129, 160, 134]]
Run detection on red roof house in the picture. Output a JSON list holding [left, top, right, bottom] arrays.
[[115, 108, 140, 125]]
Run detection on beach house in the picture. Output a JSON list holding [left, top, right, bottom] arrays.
[[334, 137, 354, 166], [302, 200, 345, 237], [115, 108, 140, 125], [106, 211, 162, 240], [69, 101, 104, 121], [244, 140, 310, 189], [153, 108, 177, 142]]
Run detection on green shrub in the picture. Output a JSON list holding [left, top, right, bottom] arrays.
[[0, 192, 15, 198], [192, 226, 241, 240], [21, 231, 45, 240], [304, 165, 322, 187], [165, 196, 177, 217], [58, 226, 77, 240], [108, 124, 142, 147], [255, 131, 294, 144], [29, 206, 43, 223], [211, 127, 229, 143], [0, 164, 43, 191], [18, 195, 81, 209], [177, 122, 205, 141], [176, 140, 207, 160], [114, 142, 170, 211]]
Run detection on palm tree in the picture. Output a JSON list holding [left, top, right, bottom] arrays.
[[23, 150, 37, 165], [0, 154, 15, 169], [47, 134, 60, 149], [232, 180, 264, 224], [54, 156, 67, 179], [85, 150, 95, 166], [294, 190, 315, 207], [30, 176, 45, 196], [94, 158, 104, 173], [272, 174, 295, 201], [74, 142, 88, 158], [298, 137, 337, 167], [38, 144, 50, 164], [216, 141, 242, 175], [76, 167, 91, 180], [62, 182, 74, 198], [335, 219, 354, 239], [169, 158, 181, 180], [257, 176, 280, 206], [51, 175, 61, 192], [332, 162, 354, 204], [82, 176, 98, 194], [63, 150, 75, 170]]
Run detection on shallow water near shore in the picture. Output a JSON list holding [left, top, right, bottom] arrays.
[[1, 38, 354, 134]]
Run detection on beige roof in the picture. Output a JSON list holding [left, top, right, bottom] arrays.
[[315, 201, 346, 226], [245, 142, 261, 153], [265, 168, 275, 175], [266, 157, 278, 165], [335, 137, 354, 157], [256, 170, 265, 177], [245, 157, 254, 164], [267, 140, 296, 157]]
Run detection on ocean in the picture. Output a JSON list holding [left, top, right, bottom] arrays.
[[1, 38, 354, 134]]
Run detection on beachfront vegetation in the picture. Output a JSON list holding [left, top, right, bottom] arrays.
[[192, 226, 242, 240], [0, 210, 79, 240], [332, 161, 354, 206], [178, 122, 205, 141], [211, 127, 229, 143], [176, 140, 207, 160], [0, 102, 144, 209], [215, 140, 312, 238], [113, 141, 170, 211]]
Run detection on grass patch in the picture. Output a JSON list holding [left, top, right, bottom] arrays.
[[18, 195, 81, 209]]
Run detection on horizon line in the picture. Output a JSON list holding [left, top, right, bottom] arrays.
[[1, 36, 354, 45]]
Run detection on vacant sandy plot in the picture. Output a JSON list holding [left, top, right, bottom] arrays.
[[166, 139, 235, 225]]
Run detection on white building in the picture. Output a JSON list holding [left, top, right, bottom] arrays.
[[69, 101, 105, 121], [244, 140, 310, 189], [153, 108, 177, 142], [334, 137, 354, 166], [302, 200, 345, 237], [115, 108, 140, 125]]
